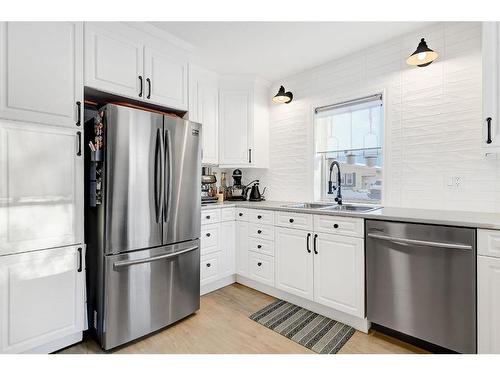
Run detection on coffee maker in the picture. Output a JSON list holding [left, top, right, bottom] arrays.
[[201, 167, 218, 204]]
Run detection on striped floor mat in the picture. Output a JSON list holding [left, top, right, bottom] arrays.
[[249, 300, 356, 354]]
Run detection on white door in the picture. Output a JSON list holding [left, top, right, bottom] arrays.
[[478, 255, 500, 353], [0, 121, 83, 256], [313, 233, 364, 318], [219, 90, 250, 165], [220, 220, 236, 276], [144, 47, 188, 110], [0, 22, 83, 128], [0, 245, 85, 353], [236, 221, 249, 276], [275, 227, 314, 300], [483, 22, 500, 152], [84, 23, 144, 100]]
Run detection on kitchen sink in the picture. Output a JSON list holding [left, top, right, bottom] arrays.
[[281, 202, 336, 209], [321, 204, 381, 213]]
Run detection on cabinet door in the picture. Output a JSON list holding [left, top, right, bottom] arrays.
[[478, 255, 500, 353], [0, 22, 83, 127], [483, 22, 500, 151], [85, 23, 144, 100], [219, 90, 250, 165], [0, 245, 85, 353], [275, 227, 313, 300], [236, 221, 249, 276], [199, 82, 219, 164], [144, 47, 188, 110], [313, 233, 364, 318], [0, 121, 83, 256], [221, 220, 236, 276]]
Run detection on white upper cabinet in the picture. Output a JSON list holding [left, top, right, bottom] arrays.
[[275, 227, 314, 300], [483, 22, 500, 152], [0, 22, 83, 128], [85, 23, 144, 100], [218, 77, 270, 168], [84, 23, 189, 111], [0, 245, 85, 353], [313, 233, 364, 318], [0, 121, 83, 256], [189, 65, 219, 164], [144, 47, 188, 110]]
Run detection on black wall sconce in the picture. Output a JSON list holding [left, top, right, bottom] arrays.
[[406, 38, 438, 67], [272, 85, 293, 104]]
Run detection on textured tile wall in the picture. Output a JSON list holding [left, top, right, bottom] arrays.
[[241, 22, 500, 212]]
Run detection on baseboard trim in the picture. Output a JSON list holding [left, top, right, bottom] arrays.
[[201, 274, 236, 295], [236, 275, 370, 333]]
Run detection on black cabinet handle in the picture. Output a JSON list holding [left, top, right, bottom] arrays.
[[206, 215, 211, 219], [76, 131, 82, 156], [313, 234, 318, 255], [76, 101, 81, 127], [138, 76, 143, 97], [333, 224, 339, 229], [257, 245, 262, 249], [146, 78, 151, 99], [248, 148, 252, 163], [206, 263, 211, 268], [257, 215, 262, 219], [306, 233, 311, 253], [77, 247, 82, 272], [257, 230, 262, 234], [206, 233, 211, 237], [257, 262, 262, 267], [289, 218, 294, 223], [487, 117, 493, 144], [239, 213, 243, 217]]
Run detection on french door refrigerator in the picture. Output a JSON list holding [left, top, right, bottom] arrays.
[[85, 104, 201, 350]]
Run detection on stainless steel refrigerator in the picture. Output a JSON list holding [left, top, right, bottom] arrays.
[[85, 104, 201, 350]]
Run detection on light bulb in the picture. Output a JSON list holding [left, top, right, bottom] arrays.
[[417, 52, 427, 61]]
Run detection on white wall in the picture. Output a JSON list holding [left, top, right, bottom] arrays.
[[243, 22, 499, 212]]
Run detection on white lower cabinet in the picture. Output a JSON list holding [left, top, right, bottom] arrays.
[[313, 233, 364, 318], [220, 220, 236, 276], [201, 252, 221, 285], [236, 221, 249, 276], [275, 227, 314, 300], [478, 255, 500, 353], [0, 245, 85, 353], [248, 252, 274, 287]]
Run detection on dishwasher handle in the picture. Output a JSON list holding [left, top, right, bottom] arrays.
[[113, 246, 198, 269], [367, 233, 472, 250]]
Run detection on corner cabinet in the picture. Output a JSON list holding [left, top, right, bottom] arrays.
[[0, 22, 83, 128], [218, 77, 270, 168], [0, 245, 85, 354], [84, 23, 188, 111], [483, 22, 500, 152]]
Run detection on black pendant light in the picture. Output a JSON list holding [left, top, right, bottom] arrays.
[[406, 38, 439, 67], [272, 85, 293, 104]]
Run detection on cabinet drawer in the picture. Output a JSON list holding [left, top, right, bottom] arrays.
[[478, 229, 500, 258], [248, 237, 275, 257], [235, 208, 248, 221], [201, 223, 220, 255], [248, 209, 275, 225], [201, 252, 220, 284], [221, 207, 236, 222], [276, 211, 313, 231], [313, 215, 364, 238], [201, 209, 221, 225], [248, 223, 275, 241], [248, 251, 275, 287]]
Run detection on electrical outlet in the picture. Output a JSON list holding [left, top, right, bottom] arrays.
[[445, 176, 464, 190]]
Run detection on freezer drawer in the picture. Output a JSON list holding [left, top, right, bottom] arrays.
[[366, 220, 476, 353], [102, 240, 200, 350]]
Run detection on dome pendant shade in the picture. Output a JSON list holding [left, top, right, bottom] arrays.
[[272, 85, 293, 104], [406, 38, 438, 67]]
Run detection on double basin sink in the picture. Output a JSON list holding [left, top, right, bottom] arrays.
[[282, 202, 381, 213]]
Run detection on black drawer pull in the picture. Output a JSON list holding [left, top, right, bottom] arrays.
[[257, 245, 262, 249], [77, 247, 82, 272], [239, 213, 243, 217], [333, 224, 339, 229], [76, 131, 82, 156], [306, 233, 311, 253], [206, 263, 211, 267], [289, 218, 294, 223], [257, 262, 262, 267], [138, 76, 143, 97], [257, 215, 262, 219], [76, 101, 81, 127], [146, 78, 151, 99], [257, 230, 262, 234], [487, 117, 493, 144], [206, 215, 211, 219], [206, 233, 211, 237]]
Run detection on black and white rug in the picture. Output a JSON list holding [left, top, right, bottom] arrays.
[[249, 300, 356, 354]]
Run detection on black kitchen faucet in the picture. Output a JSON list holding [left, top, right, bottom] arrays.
[[328, 160, 342, 205]]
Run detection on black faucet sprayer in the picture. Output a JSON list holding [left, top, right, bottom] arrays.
[[328, 160, 342, 205]]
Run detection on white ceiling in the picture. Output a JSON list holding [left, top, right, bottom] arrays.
[[151, 22, 435, 82]]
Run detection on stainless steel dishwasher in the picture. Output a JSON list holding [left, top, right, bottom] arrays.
[[366, 220, 476, 353]]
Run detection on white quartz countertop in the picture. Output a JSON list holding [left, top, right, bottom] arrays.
[[202, 200, 500, 229]]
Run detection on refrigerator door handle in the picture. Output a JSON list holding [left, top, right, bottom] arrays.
[[154, 128, 164, 223], [112, 246, 198, 269], [164, 129, 173, 222]]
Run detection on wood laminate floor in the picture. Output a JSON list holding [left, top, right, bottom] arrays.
[[59, 283, 427, 354]]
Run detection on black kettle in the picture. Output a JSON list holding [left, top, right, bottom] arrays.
[[248, 180, 265, 201]]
